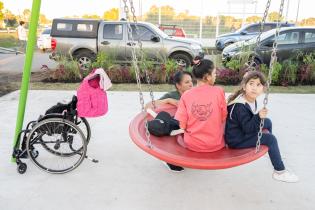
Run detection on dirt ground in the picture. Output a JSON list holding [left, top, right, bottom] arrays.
[[0, 71, 51, 97]]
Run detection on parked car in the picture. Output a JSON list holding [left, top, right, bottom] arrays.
[[37, 27, 51, 51], [215, 22, 295, 51], [222, 27, 315, 66], [158, 24, 186, 38], [50, 19, 203, 68]]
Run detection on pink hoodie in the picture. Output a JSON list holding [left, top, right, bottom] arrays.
[[77, 71, 109, 118]]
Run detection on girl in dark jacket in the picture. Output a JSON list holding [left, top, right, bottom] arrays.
[[225, 71, 298, 183]]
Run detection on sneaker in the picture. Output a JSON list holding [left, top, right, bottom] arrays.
[[272, 170, 299, 183], [170, 128, 184, 136], [146, 108, 158, 118], [163, 162, 184, 172]]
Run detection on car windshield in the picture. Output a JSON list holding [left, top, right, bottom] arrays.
[[145, 22, 168, 38], [235, 25, 249, 33], [247, 28, 277, 43]]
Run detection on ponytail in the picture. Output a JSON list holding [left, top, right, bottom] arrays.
[[227, 88, 244, 104]]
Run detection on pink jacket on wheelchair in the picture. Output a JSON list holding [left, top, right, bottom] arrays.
[[77, 69, 111, 118]]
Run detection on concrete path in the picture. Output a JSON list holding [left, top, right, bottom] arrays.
[[0, 91, 314, 210]]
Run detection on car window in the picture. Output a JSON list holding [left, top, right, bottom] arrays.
[[57, 23, 73, 31], [246, 25, 260, 33], [304, 32, 315, 43], [77, 24, 93, 32], [103, 24, 123, 40], [269, 31, 300, 45], [263, 24, 274, 32], [129, 25, 155, 41], [163, 28, 176, 36]]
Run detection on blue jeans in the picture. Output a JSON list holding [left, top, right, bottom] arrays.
[[230, 118, 285, 171]]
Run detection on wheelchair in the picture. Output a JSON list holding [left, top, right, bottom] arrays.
[[13, 95, 95, 174]]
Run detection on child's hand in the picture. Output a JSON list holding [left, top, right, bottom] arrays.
[[259, 108, 268, 119], [145, 103, 153, 110]]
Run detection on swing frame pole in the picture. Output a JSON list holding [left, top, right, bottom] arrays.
[[11, 0, 41, 162]]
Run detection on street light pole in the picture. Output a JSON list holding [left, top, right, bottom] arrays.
[[285, 0, 290, 22], [295, 0, 301, 24], [199, 0, 203, 39], [158, 6, 161, 25]]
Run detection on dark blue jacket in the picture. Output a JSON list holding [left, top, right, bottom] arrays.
[[224, 96, 261, 147]]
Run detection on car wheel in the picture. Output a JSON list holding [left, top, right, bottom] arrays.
[[247, 57, 262, 68], [73, 50, 95, 71], [170, 53, 191, 68], [253, 58, 261, 66]]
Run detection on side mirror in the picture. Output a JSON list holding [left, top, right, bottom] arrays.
[[151, 35, 160, 42], [240, 31, 248, 35]]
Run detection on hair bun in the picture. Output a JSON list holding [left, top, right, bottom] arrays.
[[193, 57, 202, 66]]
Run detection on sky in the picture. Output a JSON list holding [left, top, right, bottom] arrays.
[[2, 0, 313, 21]]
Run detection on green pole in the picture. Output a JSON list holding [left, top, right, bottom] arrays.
[[12, 0, 41, 162]]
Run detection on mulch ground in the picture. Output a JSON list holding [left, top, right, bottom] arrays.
[[0, 71, 51, 97]]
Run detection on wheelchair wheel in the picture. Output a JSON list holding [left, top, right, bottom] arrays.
[[39, 114, 91, 144], [26, 118, 87, 174]]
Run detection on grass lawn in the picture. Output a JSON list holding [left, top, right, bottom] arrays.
[[0, 33, 19, 48], [8, 82, 315, 94]]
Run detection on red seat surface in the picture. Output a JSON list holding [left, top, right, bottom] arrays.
[[129, 105, 268, 170]]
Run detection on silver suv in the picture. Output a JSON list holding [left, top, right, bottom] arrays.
[[50, 19, 204, 67]]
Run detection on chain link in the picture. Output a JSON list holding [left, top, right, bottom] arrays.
[[246, 0, 272, 71], [128, 0, 156, 110], [122, 0, 153, 148], [256, 0, 285, 153]]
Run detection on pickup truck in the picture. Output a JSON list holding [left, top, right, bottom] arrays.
[[50, 18, 204, 68]]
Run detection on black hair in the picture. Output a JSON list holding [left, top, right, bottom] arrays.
[[192, 59, 215, 80], [173, 71, 192, 89]]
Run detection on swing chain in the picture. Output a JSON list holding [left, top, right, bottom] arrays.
[[122, 0, 152, 148], [128, 0, 156, 110], [247, 0, 272, 71], [256, 0, 285, 153]]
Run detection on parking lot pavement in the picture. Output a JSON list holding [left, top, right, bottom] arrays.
[[0, 90, 314, 210], [0, 51, 57, 73]]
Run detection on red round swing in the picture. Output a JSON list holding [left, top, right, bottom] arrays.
[[129, 105, 268, 170]]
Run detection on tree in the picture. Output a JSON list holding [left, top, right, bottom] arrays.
[[82, 14, 101, 19], [22, 9, 31, 22], [175, 10, 190, 21], [103, 8, 119, 21], [268, 11, 283, 22], [246, 16, 262, 23], [0, 1, 4, 21], [3, 9, 17, 27], [144, 5, 175, 23], [39, 14, 50, 25], [299, 18, 315, 26]]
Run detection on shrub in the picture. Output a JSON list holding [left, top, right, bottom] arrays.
[[216, 68, 241, 85], [299, 53, 315, 85], [89, 52, 114, 74], [106, 65, 134, 83], [281, 60, 298, 86], [46, 56, 82, 82]]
